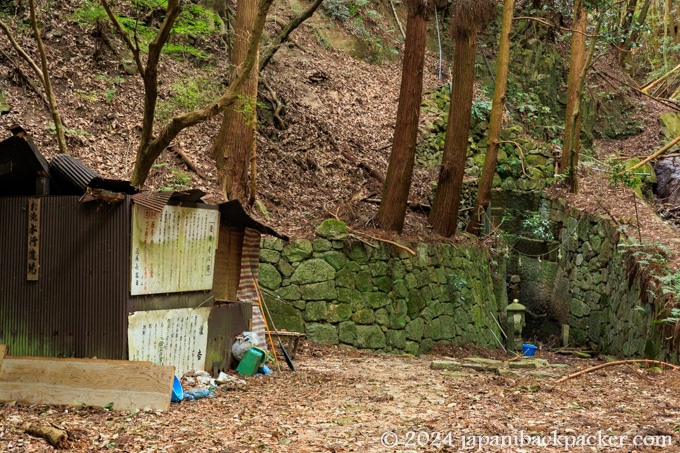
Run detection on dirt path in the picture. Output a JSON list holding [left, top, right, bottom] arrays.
[[1, 346, 679, 452]]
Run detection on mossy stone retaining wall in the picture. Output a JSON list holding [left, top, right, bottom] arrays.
[[260, 221, 503, 354], [494, 191, 676, 360]]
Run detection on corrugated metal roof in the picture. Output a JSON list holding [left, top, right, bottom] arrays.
[[131, 191, 174, 212], [49, 154, 100, 194], [218, 200, 288, 240]]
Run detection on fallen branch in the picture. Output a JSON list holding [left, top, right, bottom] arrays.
[[327, 210, 417, 256], [0, 48, 50, 111], [555, 359, 680, 384], [168, 145, 205, 179], [351, 230, 416, 256], [388, 0, 405, 39], [594, 70, 680, 113], [21, 423, 67, 448]]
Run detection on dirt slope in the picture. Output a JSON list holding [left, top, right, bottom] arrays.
[[1, 0, 680, 258]]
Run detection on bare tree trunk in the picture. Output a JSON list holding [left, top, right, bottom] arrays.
[[559, 0, 587, 193], [428, 30, 477, 236], [467, 0, 515, 236], [377, 0, 431, 233], [29, 0, 67, 153], [212, 0, 260, 204]]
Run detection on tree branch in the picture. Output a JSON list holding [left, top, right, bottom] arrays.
[[100, 0, 145, 75], [130, 0, 275, 186], [0, 18, 45, 83], [29, 0, 67, 153], [556, 359, 680, 384], [259, 0, 324, 72]]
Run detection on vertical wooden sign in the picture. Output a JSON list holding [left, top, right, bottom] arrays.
[[26, 197, 40, 281]]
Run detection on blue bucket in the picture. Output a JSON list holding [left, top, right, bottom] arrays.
[[171, 376, 184, 402], [522, 344, 537, 357]]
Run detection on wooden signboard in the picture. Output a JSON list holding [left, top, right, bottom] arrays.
[[26, 197, 40, 281]]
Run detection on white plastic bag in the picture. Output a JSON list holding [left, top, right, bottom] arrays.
[[232, 332, 260, 361]]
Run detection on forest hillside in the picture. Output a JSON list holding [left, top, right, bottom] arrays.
[[0, 0, 679, 245]]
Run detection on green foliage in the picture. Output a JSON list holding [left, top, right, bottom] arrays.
[[234, 95, 267, 126], [105, 88, 117, 103], [160, 169, 191, 191], [521, 211, 554, 241], [323, 0, 352, 22], [507, 80, 562, 142], [72, 1, 218, 61], [156, 76, 222, 122], [163, 43, 209, 61], [607, 160, 641, 190], [471, 97, 492, 122], [68, 0, 108, 26]]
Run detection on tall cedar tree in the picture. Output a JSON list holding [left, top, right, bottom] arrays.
[[212, 0, 260, 204], [467, 0, 514, 236], [428, 0, 495, 236], [377, 0, 434, 233], [560, 0, 587, 193]]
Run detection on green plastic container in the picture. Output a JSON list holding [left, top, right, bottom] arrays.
[[236, 347, 265, 376]]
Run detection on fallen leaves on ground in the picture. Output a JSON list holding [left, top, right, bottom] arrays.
[[1, 345, 679, 452]]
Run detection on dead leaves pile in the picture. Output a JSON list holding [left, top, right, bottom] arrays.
[[1, 348, 679, 452]]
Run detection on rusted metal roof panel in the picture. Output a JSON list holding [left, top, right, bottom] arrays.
[[0, 196, 131, 359], [131, 191, 174, 212]]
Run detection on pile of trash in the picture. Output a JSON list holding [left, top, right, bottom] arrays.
[[171, 370, 247, 403], [171, 331, 275, 404], [232, 332, 273, 377]]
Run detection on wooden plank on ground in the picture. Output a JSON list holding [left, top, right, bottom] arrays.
[[0, 356, 174, 411]]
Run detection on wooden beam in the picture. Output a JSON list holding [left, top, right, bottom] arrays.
[[0, 355, 174, 411], [0, 344, 6, 369]]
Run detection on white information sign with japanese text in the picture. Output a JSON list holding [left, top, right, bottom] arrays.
[[131, 204, 219, 295], [128, 307, 211, 376]]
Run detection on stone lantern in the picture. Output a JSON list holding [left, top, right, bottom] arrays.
[[506, 299, 526, 352]]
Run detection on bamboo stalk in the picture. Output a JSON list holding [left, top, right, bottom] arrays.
[[619, 134, 680, 174]]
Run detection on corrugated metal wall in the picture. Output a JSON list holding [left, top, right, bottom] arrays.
[[0, 196, 131, 359], [213, 226, 244, 302]]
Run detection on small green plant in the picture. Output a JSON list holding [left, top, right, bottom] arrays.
[[521, 212, 554, 241], [160, 169, 191, 191], [471, 98, 492, 122], [235, 95, 267, 126], [156, 76, 222, 122], [68, 0, 108, 26], [105, 88, 116, 103]]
